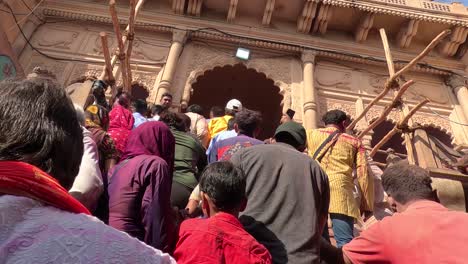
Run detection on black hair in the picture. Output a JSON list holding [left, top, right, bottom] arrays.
[[187, 104, 203, 115], [234, 109, 262, 137], [151, 104, 164, 116], [322, 109, 347, 125], [160, 111, 190, 132], [227, 118, 235, 130], [381, 161, 435, 204], [114, 88, 131, 106], [133, 99, 148, 114], [0, 79, 83, 189], [199, 161, 246, 211], [161, 92, 173, 99], [210, 106, 224, 117]]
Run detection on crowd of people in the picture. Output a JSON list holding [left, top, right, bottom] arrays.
[[1, 77, 468, 264]]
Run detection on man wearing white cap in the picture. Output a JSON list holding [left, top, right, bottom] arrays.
[[207, 99, 242, 140]]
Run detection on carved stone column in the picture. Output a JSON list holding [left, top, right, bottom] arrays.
[[156, 29, 187, 102], [447, 74, 468, 121], [301, 50, 319, 129]]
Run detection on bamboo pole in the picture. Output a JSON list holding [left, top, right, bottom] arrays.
[[387, 29, 450, 85], [357, 79, 414, 139], [125, 0, 136, 92], [100, 32, 115, 83], [369, 99, 430, 157], [379, 28, 395, 76], [347, 29, 450, 130], [109, 0, 130, 91], [109, 0, 146, 68]]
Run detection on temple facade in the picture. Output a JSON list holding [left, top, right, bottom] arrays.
[[2, 0, 468, 207]]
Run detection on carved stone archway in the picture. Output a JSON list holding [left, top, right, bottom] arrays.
[[176, 45, 293, 114], [188, 63, 284, 139]]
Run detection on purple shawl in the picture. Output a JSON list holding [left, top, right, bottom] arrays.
[[121, 121, 175, 173], [108, 121, 176, 252]]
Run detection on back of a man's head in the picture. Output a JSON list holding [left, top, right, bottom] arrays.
[[227, 118, 235, 130], [210, 106, 224, 118], [187, 104, 203, 115], [382, 161, 435, 205], [0, 79, 83, 189], [199, 161, 246, 213], [160, 111, 190, 132], [322, 109, 347, 126], [234, 109, 262, 137], [133, 99, 148, 114], [151, 104, 164, 116]]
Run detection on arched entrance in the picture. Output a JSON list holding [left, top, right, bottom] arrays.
[[189, 64, 283, 139]]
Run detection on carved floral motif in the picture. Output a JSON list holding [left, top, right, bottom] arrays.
[[37, 30, 79, 50]]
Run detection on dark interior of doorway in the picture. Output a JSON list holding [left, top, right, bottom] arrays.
[[189, 64, 283, 140]]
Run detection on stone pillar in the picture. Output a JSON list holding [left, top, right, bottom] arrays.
[[156, 29, 187, 101], [447, 74, 468, 121], [301, 50, 319, 129]]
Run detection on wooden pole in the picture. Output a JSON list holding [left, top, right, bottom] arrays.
[[109, 0, 130, 91], [100, 32, 115, 83], [369, 99, 430, 157], [387, 29, 450, 85], [379, 28, 395, 76], [125, 0, 136, 93], [357, 79, 414, 139], [347, 29, 450, 130], [109, 0, 146, 68]]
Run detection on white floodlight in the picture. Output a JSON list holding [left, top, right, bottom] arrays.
[[235, 47, 250, 60]]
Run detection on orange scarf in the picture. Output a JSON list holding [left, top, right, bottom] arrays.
[[0, 161, 90, 215]]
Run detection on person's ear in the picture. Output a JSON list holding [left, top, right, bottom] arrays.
[[340, 120, 347, 131], [234, 123, 239, 133], [387, 196, 398, 213], [239, 197, 247, 212], [201, 192, 210, 216], [253, 127, 261, 138]]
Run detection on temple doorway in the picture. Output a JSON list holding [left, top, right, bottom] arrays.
[[189, 64, 283, 140]]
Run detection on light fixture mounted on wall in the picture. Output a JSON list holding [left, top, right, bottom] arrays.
[[235, 47, 250, 60]]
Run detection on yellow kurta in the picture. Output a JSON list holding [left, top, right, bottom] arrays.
[[307, 127, 373, 219], [207, 115, 233, 140]]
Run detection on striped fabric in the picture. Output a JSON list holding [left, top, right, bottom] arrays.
[[307, 127, 374, 219]]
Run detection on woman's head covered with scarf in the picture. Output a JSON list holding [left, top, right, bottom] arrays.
[[121, 121, 175, 173], [0, 78, 83, 189]]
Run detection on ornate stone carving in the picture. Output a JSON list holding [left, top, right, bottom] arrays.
[[227, 0, 239, 23], [445, 74, 466, 89], [297, 0, 318, 33], [355, 13, 375, 43], [172, 0, 185, 15], [316, 72, 352, 90], [318, 99, 356, 119], [439, 26, 468, 57], [178, 45, 292, 110], [301, 50, 317, 64], [37, 30, 79, 50], [262, 0, 275, 26], [187, 0, 203, 16], [397, 20, 419, 49], [172, 29, 188, 44], [312, 4, 333, 34]]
